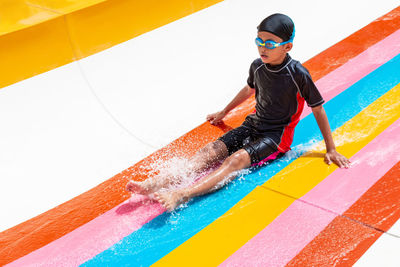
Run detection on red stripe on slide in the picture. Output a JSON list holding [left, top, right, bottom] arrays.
[[287, 161, 400, 266], [304, 6, 400, 81]]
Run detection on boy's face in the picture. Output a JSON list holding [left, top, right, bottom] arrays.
[[257, 31, 293, 65]]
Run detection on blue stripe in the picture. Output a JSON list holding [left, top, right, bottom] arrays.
[[81, 53, 400, 267]]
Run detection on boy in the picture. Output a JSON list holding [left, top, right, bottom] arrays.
[[127, 13, 350, 211]]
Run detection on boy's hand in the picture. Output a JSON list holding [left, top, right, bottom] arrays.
[[207, 111, 227, 125], [325, 150, 351, 168]]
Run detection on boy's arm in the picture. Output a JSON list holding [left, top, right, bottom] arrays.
[[312, 105, 351, 168], [207, 85, 255, 125]]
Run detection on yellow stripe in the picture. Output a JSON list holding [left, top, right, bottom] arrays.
[[0, 1, 57, 35], [0, 16, 75, 89], [26, 0, 108, 14], [0, 0, 223, 89], [66, 0, 223, 59], [153, 83, 400, 266]]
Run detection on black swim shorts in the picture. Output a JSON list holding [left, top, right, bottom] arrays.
[[218, 124, 284, 166]]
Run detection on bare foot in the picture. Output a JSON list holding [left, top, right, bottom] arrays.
[[126, 180, 152, 195], [154, 190, 188, 212]]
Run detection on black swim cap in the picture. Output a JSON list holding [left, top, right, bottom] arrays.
[[257, 13, 295, 42]]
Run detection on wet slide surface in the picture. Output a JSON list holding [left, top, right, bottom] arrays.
[[1, 0, 400, 266]]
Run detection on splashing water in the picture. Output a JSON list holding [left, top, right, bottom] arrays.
[[136, 156, 200, 194]]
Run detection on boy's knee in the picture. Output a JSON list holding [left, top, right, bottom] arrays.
[[213, 140, 228, 154], [226, 150, 250, 169], [205, 140, 228, 158]]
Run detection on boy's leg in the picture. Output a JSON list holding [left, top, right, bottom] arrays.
[[127, 124, 252, 195], [126, 140, 229, 194], [155, 135, 280, 211], [188, 140, 229, 173], [155, 148, 251, 211]]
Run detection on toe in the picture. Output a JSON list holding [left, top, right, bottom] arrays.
[[166, 203, 174, 212], [126, 181, 133, 190], [155, 193, 166, 205]]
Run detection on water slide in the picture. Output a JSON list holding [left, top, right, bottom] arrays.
[[1, 0, 400, 265]]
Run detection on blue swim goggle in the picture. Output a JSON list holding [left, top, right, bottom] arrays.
[[255, 29, 295, 49], [255, 37, 293, 49]]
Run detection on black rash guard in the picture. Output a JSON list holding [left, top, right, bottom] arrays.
[[243, 54, 324, 152]]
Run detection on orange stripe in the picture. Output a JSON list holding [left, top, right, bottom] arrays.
[[303, 6, 400, 81], [1, 7, 400, 266], [286, 161, 400, 266]]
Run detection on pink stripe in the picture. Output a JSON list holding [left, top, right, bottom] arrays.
[[252, 151, 281, 167], [301, 29, 400, 119], [7, 195, 166, 267], [9, 30, 400, 267], [220, 119, 400, 266]]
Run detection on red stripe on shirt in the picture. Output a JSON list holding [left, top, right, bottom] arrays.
[[278, 92, 305, 152]]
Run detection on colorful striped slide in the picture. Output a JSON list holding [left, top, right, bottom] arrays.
[[1, 1, 400, 266]]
